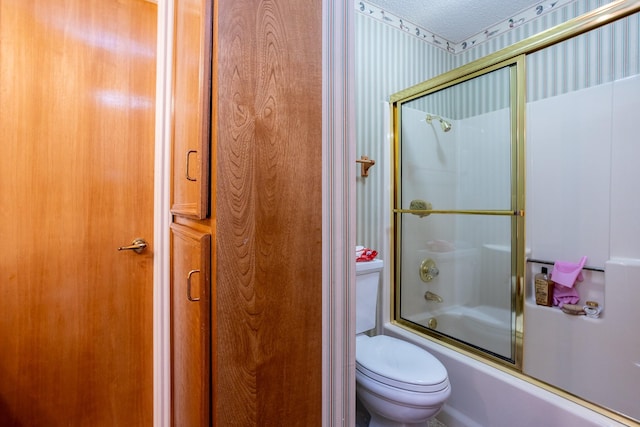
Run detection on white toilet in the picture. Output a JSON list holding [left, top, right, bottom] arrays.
[[356, 259, 451, 427]]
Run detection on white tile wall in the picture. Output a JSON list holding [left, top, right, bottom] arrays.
[[610, 74, 640, 259], [526, 83, 613, 268]]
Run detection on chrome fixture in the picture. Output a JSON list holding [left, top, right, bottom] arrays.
[[419, 258, 439, 282], [426, 114, 452, 132], [424, 291, 443, 303]]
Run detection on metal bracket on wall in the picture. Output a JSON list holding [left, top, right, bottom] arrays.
[[356, 155, 375, 177]]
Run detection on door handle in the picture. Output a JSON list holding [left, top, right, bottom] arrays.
[[187, 269, 200, 302], [185, 150, 198, 182], [117, 238, 148, 254]]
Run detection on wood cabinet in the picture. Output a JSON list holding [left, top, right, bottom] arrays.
[[170, 0, 213, 220], [170, 223, 211, 427], [168, 0, 323, 423], [169, 0, 213, 425]]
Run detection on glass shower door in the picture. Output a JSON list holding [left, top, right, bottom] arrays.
[[392, 61, 525, 365]]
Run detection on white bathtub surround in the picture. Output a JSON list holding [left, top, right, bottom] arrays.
[[526, 82, 613, 268], [526, 74, 640, 265], [524, 259, 640, 421], [384, 323, 628, 427], [610, 75, 640, 260], [524, 73, 640, 422]]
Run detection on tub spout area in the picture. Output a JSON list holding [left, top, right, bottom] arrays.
[[424, 291, 443, 303]]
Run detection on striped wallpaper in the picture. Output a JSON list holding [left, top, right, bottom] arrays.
[[527, 12, 640, 102], [356, 4, 640, 253], [454, 0, 614, 66], [405, 65, 512, 121], [355, 13, 452, 256]]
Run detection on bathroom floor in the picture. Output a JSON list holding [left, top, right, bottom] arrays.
[[355, 398, 447, 427], [355, 397, 371, 427]]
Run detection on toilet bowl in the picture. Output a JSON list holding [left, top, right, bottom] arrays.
[[356, 335, 450, 427], [356, 259, 451, 427]]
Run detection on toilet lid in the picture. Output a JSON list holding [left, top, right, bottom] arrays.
[[356, 335, 449, 393]]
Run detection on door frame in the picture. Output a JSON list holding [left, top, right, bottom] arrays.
[[153, 1, 355, 426], [321, 0, 356, 426], [154, 1, 173, 426]]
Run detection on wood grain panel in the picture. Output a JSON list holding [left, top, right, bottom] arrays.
[[215, 0, 323, 424], [0, 1, 156, 425]]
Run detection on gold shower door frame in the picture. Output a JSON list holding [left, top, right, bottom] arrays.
[[390, 56, 526, 370]]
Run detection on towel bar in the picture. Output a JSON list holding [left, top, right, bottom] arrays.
[[527, 258, 604, 272]]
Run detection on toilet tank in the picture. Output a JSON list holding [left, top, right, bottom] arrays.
[[356, 259, 384, 334]]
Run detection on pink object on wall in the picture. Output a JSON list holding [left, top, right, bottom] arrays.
[[551, 256, 587, 288]]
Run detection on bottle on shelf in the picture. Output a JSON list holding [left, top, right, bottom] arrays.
[[534, 267, 554, 307]]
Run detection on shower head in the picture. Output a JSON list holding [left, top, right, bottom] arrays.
[[425, 114, 452, 132]]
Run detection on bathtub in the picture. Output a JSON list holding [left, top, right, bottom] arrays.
[[408, 305, 512, 360], [383, 323, 627, 427]]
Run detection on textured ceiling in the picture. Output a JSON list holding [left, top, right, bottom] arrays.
[[365, 0, 545, 43]]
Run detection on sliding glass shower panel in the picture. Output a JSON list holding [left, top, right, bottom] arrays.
[[394, 63, 520, 364], [399, 214, 515, 359]]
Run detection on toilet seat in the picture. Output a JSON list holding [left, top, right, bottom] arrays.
[[356, 335, 449, 393]]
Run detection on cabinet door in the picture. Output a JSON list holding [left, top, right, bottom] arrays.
[[170, 223, 211, 427], [170, 0, 212, 219]]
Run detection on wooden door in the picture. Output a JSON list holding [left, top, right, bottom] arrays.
[[170, 224, 211, 427], [0, 1, 157, 425]]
